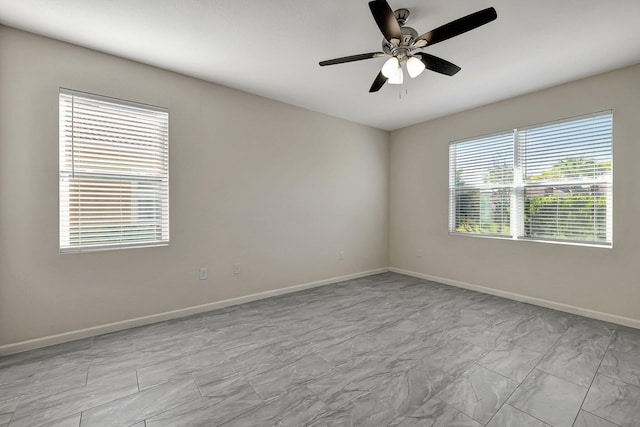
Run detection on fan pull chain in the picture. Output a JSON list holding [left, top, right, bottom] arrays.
[[398, 84, 408, 100]]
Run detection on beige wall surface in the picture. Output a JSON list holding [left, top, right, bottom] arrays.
[[390, 63, 640, 323], [0, 26, 390, 347]]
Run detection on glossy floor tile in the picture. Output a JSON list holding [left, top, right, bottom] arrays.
[[582, 374, 640, 427], [573, 410, 620, 427], [486, 404, 551, 427], [435, 364, 518, 424], [508, 369, 587, 427], [1, 272, 639, 426]]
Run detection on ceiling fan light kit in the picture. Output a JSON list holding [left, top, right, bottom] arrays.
[[406, 56, 426, 78], [381, 57, 400, 78], [319, 0, 497, 93], [388, 66, 404, 84]]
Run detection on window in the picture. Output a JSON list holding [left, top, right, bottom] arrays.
[[59, 89, 169, 252], [449, 111, 612, 246]]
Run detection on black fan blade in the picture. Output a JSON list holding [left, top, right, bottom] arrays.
[[369, 0, 402, 44], [418, 53, 461, 76], [369, 71, 388, 93], [319, 52, 384, 66], [416, 7, 497, 47]]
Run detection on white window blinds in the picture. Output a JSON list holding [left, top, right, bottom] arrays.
[[449, 131, 514, 237], [449, 111, 613, 247], [520, 113, 612, 244], [59, 89, 169, 252]]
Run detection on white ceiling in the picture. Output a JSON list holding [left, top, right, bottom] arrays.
[[1, 0, 640, 131]]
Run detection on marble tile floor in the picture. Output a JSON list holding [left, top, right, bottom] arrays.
[[1, 272, 639, 427]]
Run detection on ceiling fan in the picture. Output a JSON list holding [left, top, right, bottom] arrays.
[[319, 0, 497, 92]]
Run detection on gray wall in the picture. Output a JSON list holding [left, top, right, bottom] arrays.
[[0, 26, 390, 348], [390, 63, 640, 325], [2, 23, 639, 352]]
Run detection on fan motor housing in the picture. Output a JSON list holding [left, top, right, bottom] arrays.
[[382, 26, 418, 54], [382, 8, 418, 53]]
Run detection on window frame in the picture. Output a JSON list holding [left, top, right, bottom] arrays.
[[449, 111, 613, 248], [59, 88, 170, 253]]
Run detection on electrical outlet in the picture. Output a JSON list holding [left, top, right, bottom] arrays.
[[339, 251, 345, 260], [233, 263, 241, 274], [416, 249, 424, 258], [199, 268, 208, 280]]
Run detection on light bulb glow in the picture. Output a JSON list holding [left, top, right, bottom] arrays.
[[407, 56, 426, 78], [388, 66, 404, 84], [381, 57, 399, 78]]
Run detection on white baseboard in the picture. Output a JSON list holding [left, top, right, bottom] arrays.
[[5, 266, 636, 357], [0, 268, 389, 357], [389, 267, 640, 330]]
